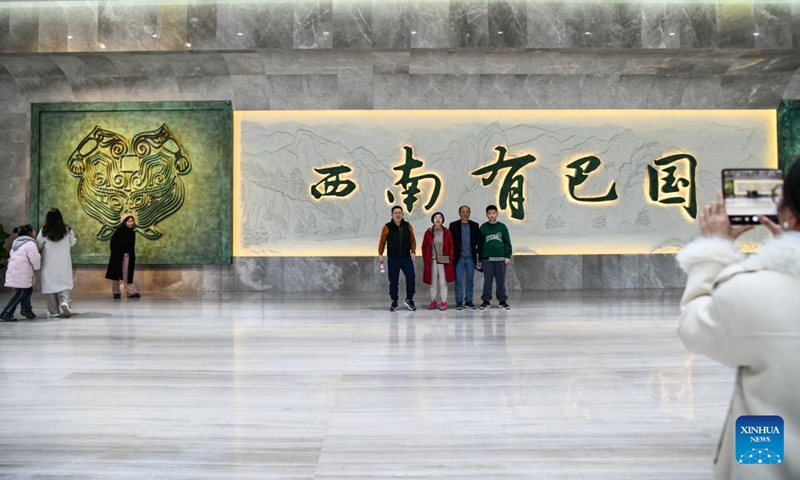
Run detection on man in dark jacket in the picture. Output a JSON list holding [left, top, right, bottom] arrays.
[[448, 205, 483, 310], [378, 206, 417, 311]]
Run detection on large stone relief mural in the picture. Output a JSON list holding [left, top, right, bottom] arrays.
[[235, 110, 776, 256], [67, 124, 192, 241], [31, 102, 232, 265]]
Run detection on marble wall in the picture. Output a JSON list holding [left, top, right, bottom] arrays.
[[66, 254, 687, 293], [1, 31, 799, 290], [1, 1, 799, 53]]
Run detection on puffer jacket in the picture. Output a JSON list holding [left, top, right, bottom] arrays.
[[677, 232, 800, 480], [5, 236, 41, 288]]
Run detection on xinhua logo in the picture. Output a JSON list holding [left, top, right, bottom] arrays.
[[736, 415, 784, 465]]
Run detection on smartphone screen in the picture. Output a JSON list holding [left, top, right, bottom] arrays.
[[722, 168, 783, 225]]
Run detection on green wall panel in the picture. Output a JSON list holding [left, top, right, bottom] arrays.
[[778, 100, 800, 173], [31, 102, 232, 265]]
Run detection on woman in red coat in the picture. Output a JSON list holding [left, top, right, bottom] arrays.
[[422, 212, 456, 310]]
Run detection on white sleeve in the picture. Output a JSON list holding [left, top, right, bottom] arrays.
[[676, 237, 747, 367]]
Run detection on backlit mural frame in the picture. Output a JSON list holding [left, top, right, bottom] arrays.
[[234, 110, 777, 256]]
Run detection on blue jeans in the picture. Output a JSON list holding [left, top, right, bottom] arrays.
[[387, 256, 415, 302], [454, 256, 475, 303], [1, 287, 33, 318]]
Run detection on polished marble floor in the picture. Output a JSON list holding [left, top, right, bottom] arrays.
[[0, 290, 733, 479]]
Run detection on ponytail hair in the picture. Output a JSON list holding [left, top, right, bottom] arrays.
[[12, 224, 34, 237]]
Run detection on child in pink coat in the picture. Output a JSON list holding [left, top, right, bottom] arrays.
[[1, 225, 41, 322]]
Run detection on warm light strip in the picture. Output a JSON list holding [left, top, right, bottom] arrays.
[[235, 109, 777, 129]]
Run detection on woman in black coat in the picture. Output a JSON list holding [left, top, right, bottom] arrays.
[[104, 213, 141, 299]]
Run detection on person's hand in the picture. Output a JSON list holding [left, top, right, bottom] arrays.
[[504, 258, 510, 265], [411, 253, 416, 263], [700, 191, 754, 240], [378, 255, 384, 264], [758, 216, 782, 236]]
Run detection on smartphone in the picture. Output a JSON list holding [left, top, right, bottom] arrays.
[[722, 168, 783, 225]]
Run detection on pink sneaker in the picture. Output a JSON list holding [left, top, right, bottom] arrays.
[[428, 300, 438, 310], [440, 302, 447, 311]]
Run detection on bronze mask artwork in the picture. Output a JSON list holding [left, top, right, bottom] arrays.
[[67, 124, 192, 240]]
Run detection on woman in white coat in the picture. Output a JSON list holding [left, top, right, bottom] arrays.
[[676, 160, 800, 480], [36, 209, 76, 318]]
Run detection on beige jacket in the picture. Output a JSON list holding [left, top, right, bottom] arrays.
[[677, 232, 800, 480]]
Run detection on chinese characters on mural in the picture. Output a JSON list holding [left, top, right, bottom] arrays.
[[308, 146, 698, 220], [68, 124, 192, 240], [647, 154, 698, 219], [566, 156, 619, 204], [310, 165, 357, 199], [385, 146, 442, 213], [471, 147, 536, 220]]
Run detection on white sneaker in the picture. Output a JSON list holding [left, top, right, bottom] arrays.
[[59, 302, 71, 318]]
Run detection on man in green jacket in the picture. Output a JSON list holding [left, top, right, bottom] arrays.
[[479, 205, 512, 310]]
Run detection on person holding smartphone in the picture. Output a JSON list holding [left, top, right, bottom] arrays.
[[676, 160, 800, 479]]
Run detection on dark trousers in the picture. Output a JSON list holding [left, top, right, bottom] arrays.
[[387, 256, 415, 302], [1, 287, 33, 318], [481, 261, 507, 302]]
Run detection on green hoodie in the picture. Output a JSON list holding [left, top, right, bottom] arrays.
[[479, 221, 512, 260]]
